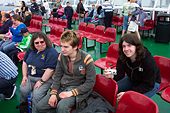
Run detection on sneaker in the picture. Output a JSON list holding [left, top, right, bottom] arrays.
[[5, 85, 16, 100]]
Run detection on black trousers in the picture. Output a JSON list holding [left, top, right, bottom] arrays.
[[67, 17, 72, 29], [104, 11, 113, 28], [0, 77, 17, 96]]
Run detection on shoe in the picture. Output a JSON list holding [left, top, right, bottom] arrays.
[[5, 85, 16, 100]]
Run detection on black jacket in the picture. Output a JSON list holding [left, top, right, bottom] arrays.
[[0, 19, 13, 34], [115, 48, 161, 93], [76, 2, 85, 14], [64, 6, 74, 18]]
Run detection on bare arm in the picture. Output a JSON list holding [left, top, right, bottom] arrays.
[[34, 68, 54, 89], [21, 61, 28, 86]]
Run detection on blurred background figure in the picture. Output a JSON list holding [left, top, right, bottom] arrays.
[[102, 0, 113, 28], [42, 0, 50, 19], [23, 11, 32, 27], [76, 0, 85, 22], [19, 1, 28, 18], [0, 51, 18, 100], [64, 2, 73, 29], [0, 13, 13, 35], [30, 0, 39, 15]]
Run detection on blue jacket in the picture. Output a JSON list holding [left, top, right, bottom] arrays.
[[10, 23, 26, 42]]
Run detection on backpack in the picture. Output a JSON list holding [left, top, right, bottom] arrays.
[[72, 91, 115, 113]]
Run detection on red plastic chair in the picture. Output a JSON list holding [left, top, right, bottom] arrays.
[[84, 23, 95, 37], [48, 26, 58, 42], [86, 25, 105, 40], [28, 21, 42, 33], [96, 27, 116, 53], [139, 20, 155, 37], [83, 23, 96, 48], [75, 22, 87, 38], [94, 43, 119, 72], [94, 74, 118, 107], [77, 35, 83, 49], [72, 12, 79, 23], [59, 19, 67, 28], [116, 91, 159, 113], [161, 86, 170, 103], [154, 56, 170, 91], [112, 16, 123, 32], [53, 27, 64, 46], [86, 25, 105, 49], [43, 17, 54, 27], [17, 52, 26, 61]]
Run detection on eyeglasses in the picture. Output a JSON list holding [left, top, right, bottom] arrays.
[[34, 41, 45, 45]]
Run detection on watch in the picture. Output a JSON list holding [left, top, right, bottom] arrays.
[[39, 79, 45, 84]]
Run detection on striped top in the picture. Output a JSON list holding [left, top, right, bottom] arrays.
[[102, 1, 113, 12], [0, 51, 18, 80]]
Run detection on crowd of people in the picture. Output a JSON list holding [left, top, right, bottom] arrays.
[[0, 0, 161, 113]]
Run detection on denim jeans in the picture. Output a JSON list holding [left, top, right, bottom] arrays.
[[117, 76, 160, 97]]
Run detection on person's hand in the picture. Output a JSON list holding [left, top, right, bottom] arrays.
[[21, 76, 28, 86], [15, 43, 18, 47], [48, 95, 57, 108], [59, 91, 73, 99], [117, 92, 125, 102], [34, 80, 42, 89], [104, 67, 114, 79]]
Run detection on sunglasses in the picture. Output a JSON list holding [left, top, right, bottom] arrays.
[[34, 41, 45, 45]]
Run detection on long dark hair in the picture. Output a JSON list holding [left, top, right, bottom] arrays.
[[119, 33, 145, 62]]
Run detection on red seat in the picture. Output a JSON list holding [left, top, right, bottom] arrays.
[[72, 12, 79, 24], [77, 35, 83, 49], [53, 27, 64, 46], [112, 16, 123, 32], [60, 19, 68, 28], [43, 17, 54, 27], [139, 20, 155, 37], [154, 56, 170, 91], [94, 43, 119, 72], [87, 25, 105, 40], [75, 22, 87, 38], [96, 27, 116, 43], [96, 27, 116, 53], [116, 91, 159, 113], [84, 23, 95, 37], [86, 25, 105, 49], [17, 52, 26, 61], [94, 74, 118, 107], [48, 26, 58, 42], [161, 86, 170, 103], [28, 21, 42, 33]]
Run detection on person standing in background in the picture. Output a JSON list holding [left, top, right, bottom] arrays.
[[102, 0, 113, 28], [76, 0, 85, 22], [121, 0, 130, 36], [64, 2, 74, 29]]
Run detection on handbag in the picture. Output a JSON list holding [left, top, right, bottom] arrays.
[[128, 21, 138, 32]]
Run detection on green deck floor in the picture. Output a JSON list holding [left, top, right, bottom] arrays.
[[0, 24, 170, 113]]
